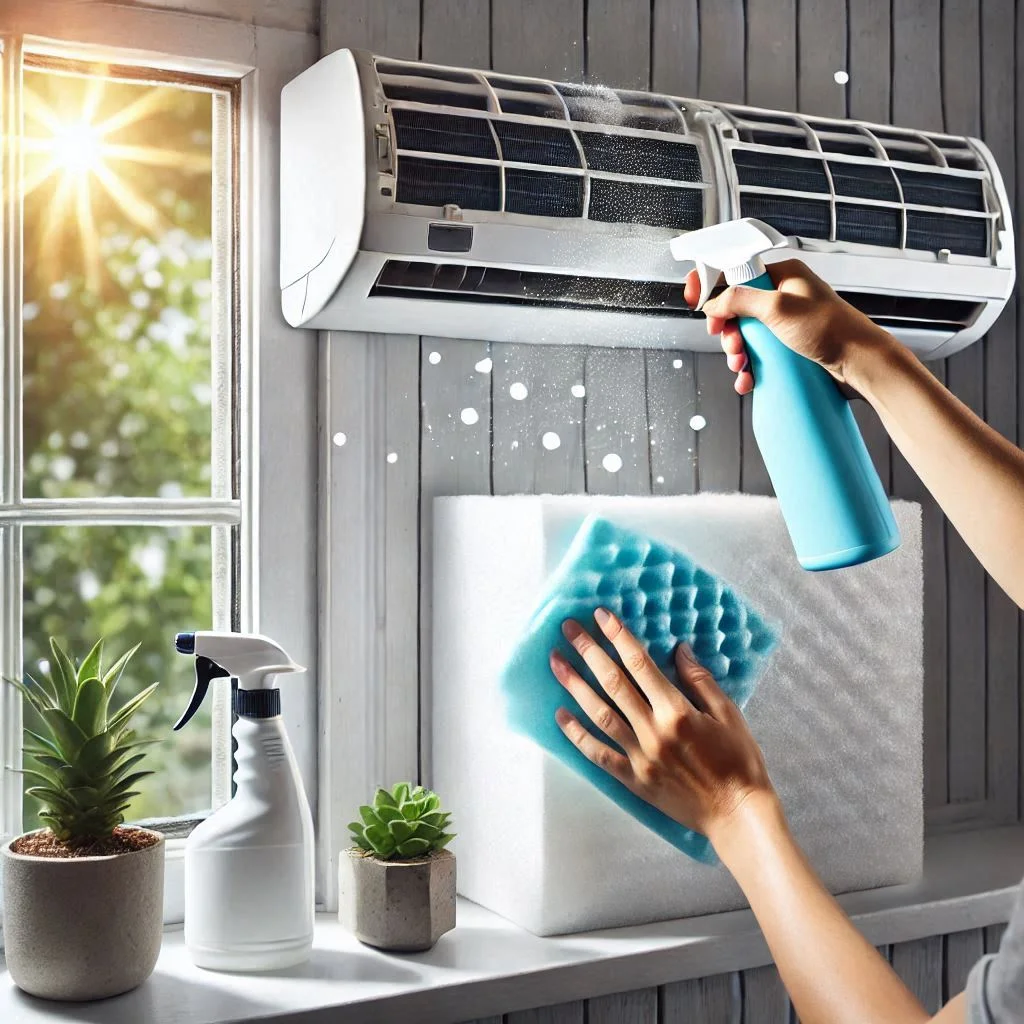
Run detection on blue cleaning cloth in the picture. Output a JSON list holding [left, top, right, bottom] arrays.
[[498, 515, 780, 863]]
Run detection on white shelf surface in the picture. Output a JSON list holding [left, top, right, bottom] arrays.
[[2, 825, 1022, 1024]]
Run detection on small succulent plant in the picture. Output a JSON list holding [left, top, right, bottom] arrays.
[[348, 782, 455, 861], [6, 637, 158, 845]]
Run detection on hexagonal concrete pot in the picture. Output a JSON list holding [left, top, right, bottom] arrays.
[[2, 827, 164, 1001], [338, 848, 455, 952]]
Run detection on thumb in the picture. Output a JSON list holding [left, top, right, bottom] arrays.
[[674, 644, 730, 719], [702, 284, 776, 323]]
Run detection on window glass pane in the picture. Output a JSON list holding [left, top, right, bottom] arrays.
[[21, 524, 223, 828], [21, 67, 223, 499]]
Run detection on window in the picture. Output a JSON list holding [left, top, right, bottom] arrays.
[[1, 45, 239, 839]]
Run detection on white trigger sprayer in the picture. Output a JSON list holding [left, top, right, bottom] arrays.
[[173, 631, 315, 971], [670, 218, 900, 571]]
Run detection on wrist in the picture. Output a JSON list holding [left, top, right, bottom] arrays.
[[839, 327, 903, 399], [706, 788, 789, 868]]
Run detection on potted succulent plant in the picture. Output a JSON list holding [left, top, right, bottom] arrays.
[[339, 782, 456, 952], [2, 637, 164, 1001]]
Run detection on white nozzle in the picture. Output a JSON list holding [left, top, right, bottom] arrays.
[[174, 631, 304, 731], [670, 217, 789, 309]]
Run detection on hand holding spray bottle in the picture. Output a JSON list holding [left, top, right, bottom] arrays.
[[670, 217, 900, 571], [173, 632, 315, 971]]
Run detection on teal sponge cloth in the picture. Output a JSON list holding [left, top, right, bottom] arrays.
[[499, 514, 779, 864]]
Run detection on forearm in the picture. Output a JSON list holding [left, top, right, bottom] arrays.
[[846, 333, 1024, 609], [711, 792, 929, 1024]]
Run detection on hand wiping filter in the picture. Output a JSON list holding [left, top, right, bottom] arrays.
[[499, 515, 778, 863], [671, 218, 900, 571]]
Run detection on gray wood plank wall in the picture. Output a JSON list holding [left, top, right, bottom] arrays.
[[320, 0, 1019, 1019]]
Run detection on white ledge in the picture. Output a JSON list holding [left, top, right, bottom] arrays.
[[2, 825, 1022, 1024]]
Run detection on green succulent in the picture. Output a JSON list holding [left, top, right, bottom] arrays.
[[6, 637, 159, 845], [348, 782, 455, 861]]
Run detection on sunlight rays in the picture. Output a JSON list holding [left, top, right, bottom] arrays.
[[20, 71, 212, 286]]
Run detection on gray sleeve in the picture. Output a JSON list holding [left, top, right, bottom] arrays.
[[966, 882, 1024, 1023]]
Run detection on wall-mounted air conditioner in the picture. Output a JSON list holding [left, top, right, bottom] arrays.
[[280, 48, 1014, 357]]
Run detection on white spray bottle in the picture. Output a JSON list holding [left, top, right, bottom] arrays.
[[173, 631, 314, 971]]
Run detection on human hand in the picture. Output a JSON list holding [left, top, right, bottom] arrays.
[[550, 609, 778, 843], [684, 258, 893, 395]]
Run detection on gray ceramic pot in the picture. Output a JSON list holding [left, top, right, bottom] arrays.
[[338, 848, 455, 952], [2, 828, 164, 1001]]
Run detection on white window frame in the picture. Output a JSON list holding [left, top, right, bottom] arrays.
[[0, 0, 319, 925]]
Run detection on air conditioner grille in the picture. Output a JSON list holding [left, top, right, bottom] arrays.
[[836, 203, 902, 248], [578, 132, 702, 181], [827, 162, 899, 202], [505, 169, 584, 217], [392, 109, 497, 159], [369, 260, 983, 333], [733, 151, 830, 193], [740, 194, 831, 239], [377, 62, 490, 110], [907, 211, 988, 257], [895, 168, 985, 211], [493, 120, 581, 167], [396, 156, 500, 211], [589, 179, 704, 230]]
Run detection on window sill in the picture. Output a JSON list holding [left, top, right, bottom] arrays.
[[2, 825, 1022, 1024]]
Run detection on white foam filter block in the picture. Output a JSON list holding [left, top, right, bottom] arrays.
[[432, 494, 923, 936]]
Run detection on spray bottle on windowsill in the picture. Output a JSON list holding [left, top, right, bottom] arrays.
[[173, 631, 314, 971]]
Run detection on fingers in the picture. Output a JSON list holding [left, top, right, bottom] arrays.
[[734, 370, 754, 395], [702, 283, 775, 326], [549, 651, 640, 754], [592, 608, 683, 711], [683, 268, 701, 308], [555, 708, 632, 783], [562, 619, 655, 736], [674, 644, 733, 720]]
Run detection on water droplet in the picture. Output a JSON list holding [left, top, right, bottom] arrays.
[[571, 384, 586, 398], [542, 431, 561, 450], [428, 351, 441, 365], [656, 475, 665, 484], [387, 451, 398, 464], [475, 357, 493, 374], [511, 439, 520, 449], [509, 382, 528, 401], [461, 407, 480, 425], [834, 70, 849, 85], [689, 414, 707, 431], [602, 453, 623, 473], [332, 432, 347, 447], [672, 359, 683, 369]]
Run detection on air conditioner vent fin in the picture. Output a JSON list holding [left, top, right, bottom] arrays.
[[827, 162, 899, 202], [396, 156, 500, 211], [588, 179, 704, 230], [906, 211, 988, 258], [836, 203, 902, 248], [739, 194, 831, 239], [578, 132, 702, 181], [493, 120, 581, 167], [895, 168, 985, 211], [392, 108, 497, 159], [733, 151, 830, 193], [506, 169, 584, 218]]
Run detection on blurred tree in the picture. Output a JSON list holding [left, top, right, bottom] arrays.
[[18, 68, 226, 825]]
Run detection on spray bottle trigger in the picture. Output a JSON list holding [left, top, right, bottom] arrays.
[[691, 262, 722, 311], [173, 655, 230, 731]]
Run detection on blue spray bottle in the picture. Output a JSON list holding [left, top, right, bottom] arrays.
[[670, 217, 900, 571]]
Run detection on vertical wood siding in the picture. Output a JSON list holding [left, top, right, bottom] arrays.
[[320, 0, 1019, 1017]]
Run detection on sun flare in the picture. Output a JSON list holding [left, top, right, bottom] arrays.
[[20, 72, 212, 290]]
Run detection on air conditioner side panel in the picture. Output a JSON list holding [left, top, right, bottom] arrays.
[[280, 48, 366, 328]]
